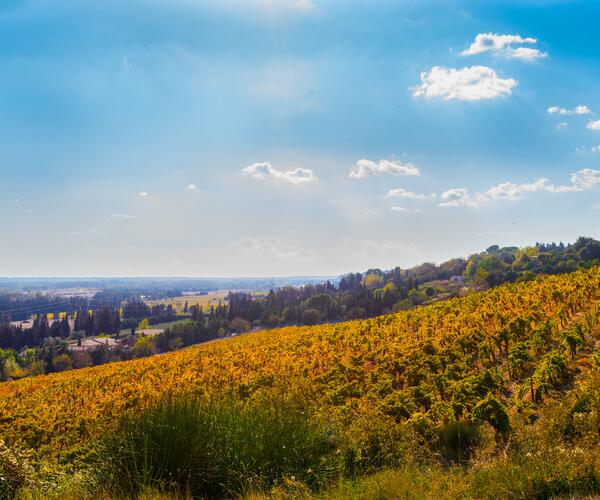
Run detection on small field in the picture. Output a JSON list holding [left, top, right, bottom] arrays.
[[146, 290, 265, 314]]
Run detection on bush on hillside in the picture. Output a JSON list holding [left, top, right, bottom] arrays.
[[88, 393, 342, 498]]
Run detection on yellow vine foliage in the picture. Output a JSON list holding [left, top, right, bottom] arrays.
[[0, 267, 598, 456]]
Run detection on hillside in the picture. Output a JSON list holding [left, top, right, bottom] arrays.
[[0, 267, 598, 457]]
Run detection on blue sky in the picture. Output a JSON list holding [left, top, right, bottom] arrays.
[[0, 0, 599, 277]]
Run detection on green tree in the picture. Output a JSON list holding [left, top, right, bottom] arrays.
[[52, 354, 73, 372], [301, 308, 321, 326], [132, 336, 156, 358]]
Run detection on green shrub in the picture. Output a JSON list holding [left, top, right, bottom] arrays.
[[88, 393, 341, 498], [437, 420, 481, 464], [0, 440, 35, 499]]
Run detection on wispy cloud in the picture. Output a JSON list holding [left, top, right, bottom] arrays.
[[548, 105, 591, 115], [383, 188, 435, 200], [461, 33, 547, 60], [546, 168, 600, 192], [486, 178, 550, 201], [412, 66, 517, 101], [231, 237, 317, 261], [348, 159, 420, 179], [186, 183, 198, 191], [587, 120, 600, 130], [112, 214, 136, 219], [439, 169, 600, 207], [351, 239, 421, 259], [508, 47, 547, 60], [242, 162, 318, 186], [390, 206, 422, 213], [439, 188, 485, 208]]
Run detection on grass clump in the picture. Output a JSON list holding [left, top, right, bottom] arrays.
[[88, 393, 342, 498]]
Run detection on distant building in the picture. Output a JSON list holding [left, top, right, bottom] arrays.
[[69, 337, 122, 352], [450, 275, 466, 284]]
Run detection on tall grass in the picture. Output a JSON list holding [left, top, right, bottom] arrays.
[[88, 393, 342, 498]]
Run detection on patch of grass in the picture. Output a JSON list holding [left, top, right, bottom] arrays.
[[87, 393, 342, 498]]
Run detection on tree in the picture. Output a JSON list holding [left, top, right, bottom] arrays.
[[230, 317, 251, 334], [132, 336, 156, 358], [138, 318, 150, 331], [52, 354, 73, 373], [29, 360, 45, 376], [72, 351, 93, 369], [472, 395, 511, 441], [306, 294, 336, 319], [301, 308, 320, 326]]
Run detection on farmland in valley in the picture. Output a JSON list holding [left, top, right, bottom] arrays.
[[1, 268, 600, 498]]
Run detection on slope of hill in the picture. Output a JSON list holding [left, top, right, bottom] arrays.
[[0, 267, 599, 497]]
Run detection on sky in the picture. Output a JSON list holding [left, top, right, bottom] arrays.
[[0, 0, 599, 277]]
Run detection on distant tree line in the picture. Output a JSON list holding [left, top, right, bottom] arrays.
[[224, 236, 600, 328]]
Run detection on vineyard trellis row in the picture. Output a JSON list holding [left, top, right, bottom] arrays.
[[0, 267, 598, 456]]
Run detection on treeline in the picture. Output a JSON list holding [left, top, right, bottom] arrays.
[[0, 338, 132, 381], [131, 307, 231, 358], [120, 301, 177, 328], [0, 295, 91, 322], [0, 301, 178, 380], [226, 236, 600, 328], [0, 298, 234, 380], [466, 236, 600, 287]]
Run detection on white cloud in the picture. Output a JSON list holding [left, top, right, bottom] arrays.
[[348, 159, 420, 179], [112, 214, 136, 219], [548, 105, 592, 115], [439, 169, 600, 207], [592, 145, 600, 153], [556, 122, 568, 130], [546, 169, 600, 192], [231, 237, 317, 262], [383, 188, 435, 200], [439, 188, 485, 207], [412, 66, 517, 101], [461, 33, 537, 56], [138, 191, 150, 197], [242, 162, 318, 186], [486, 178, 549, 200], [390, 206, 422, 213], [508, 47, 547, 60], [587, 120, 600, 130], [186, 183, 198, 191]]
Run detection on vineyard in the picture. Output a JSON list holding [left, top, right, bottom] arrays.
[[1, 267, 600, 497]]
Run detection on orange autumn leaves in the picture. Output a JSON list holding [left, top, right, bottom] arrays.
[[0, 267, 598, 456]]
